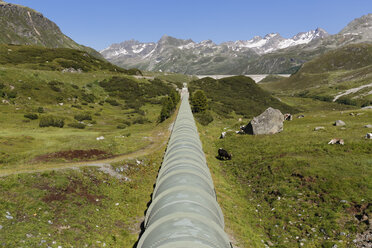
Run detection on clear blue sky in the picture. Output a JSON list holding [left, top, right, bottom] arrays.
[[9, 0, 372, 51]]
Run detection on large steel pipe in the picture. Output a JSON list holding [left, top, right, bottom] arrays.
[[137, 88, 231, 248]]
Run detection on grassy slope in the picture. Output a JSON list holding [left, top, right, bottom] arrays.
[[0, 44, 186, 246], [261, 44, 372, 106], [197, 99, 371, 247], [0, 44, 140, 74], [189, 76, 297, 119]]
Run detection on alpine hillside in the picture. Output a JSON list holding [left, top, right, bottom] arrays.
[[0, 1, 102, 58], [102, 14, 372, 74]]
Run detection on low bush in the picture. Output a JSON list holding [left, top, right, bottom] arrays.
[[117, 124, 127, 129], [68, 123, 86, 129], [39, 116, 64, 128], [37, 107, 44, 113], [24, 113, 38, 120], [74, 113, 92, 121], [71, 105, 82, 109], [105, 98, 120, 106], [194, 111, 214, 126], [132, 116, 150, 125]]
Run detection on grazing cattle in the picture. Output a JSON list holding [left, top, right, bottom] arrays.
[[297, 115, 305, 118], [219, 131, 227, 139], [365, 133, 372, 139], [284, 113, 292, 121], [218, 148, 232, 160], [328, 138, 344, 145]]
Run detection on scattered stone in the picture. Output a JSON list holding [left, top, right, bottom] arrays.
[[115, 203, 119, 206], [365, 124, 372, 128], [5, 212, 13, 219], [9, 85, 14, 90], [26, 234, 32, 238], [1, 99, 9, 104], [284, 113, 292, 121], [243, 107, 284, 135], [334, 120, 346, 126], [340, 200, 348, 203], [220, 131, 226, 139], [62, 68, 82, 73], [48, 220, 53, 224], [297, 115, 305, 118], [58, 103, 63, 106], [365, 133, 372, 139], [328, 138, 344, 145], [314, 127, 325, 131], [362, 106, 372, 109], [0, 225, 2, 230], [238, 118, 242, 122], [96, 136, 105, 141], [267, 241, 274, 246]]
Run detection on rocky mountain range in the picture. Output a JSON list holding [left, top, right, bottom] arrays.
[[102, 14, 372, 74], [0, 0, 101, 58]]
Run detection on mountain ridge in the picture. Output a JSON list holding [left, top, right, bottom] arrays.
[[102, 13, 372, 74], [0, 1, 102, 58]]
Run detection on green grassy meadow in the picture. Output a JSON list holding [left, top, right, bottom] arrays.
[[196, 99, 371, 248]]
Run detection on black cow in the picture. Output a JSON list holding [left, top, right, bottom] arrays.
[[218, 148, 232, 160]]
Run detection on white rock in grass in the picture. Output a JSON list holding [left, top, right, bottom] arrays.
[[96, 136, 105, 141]]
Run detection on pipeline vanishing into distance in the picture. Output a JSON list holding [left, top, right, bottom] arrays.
[[137, 86, 232, 248]]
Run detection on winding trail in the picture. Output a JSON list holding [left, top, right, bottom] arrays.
[[0, 123, 174, 178], [333, 83, 372, 102]]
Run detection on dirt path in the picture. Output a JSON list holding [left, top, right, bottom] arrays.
[[0, 123, 172, 177], [333, 83, 372, 102]]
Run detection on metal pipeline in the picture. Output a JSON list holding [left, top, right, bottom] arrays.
[[137, 88, 231, 248]]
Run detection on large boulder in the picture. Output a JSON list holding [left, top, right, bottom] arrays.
[[243, 107, 284, 135]]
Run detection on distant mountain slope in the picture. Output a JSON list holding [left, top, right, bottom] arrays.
[[102, 14, 372, 74], [0, 1, 102, 58], [188, 76, 297, 118], [261, 43, 372, 107]]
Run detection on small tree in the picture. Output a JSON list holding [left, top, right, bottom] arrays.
[[159, 96, 174, 122], [191, 90, 208, 113]]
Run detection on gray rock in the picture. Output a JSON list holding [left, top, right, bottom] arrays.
[[0, 225, 3, 230], [314, 127, 325, 131], [243, 107, 284, 135], [364, 124, 372, 128], [334, 120, 346, 126]]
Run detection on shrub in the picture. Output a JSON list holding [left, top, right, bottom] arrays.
[[71, 104, 82, 109], [7, 91, 17, 98], [194, 111, 214, 126], [68, 123, 86, 129], [191, 90, 208, 113], [48, 81, 63, 92], [132, 116, 149, 124], [117, 124, 127, 129], [37, 107, 44, 113], [81, 93, 95, 103], [24, 113, 38, 120], [121, 120, 131, 126], [94, 112, 101, 116], [39, 116, 64, 128], [106, 98, 120, 106], [159, 96, 174, 122], [74, 113, 92, 121]]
